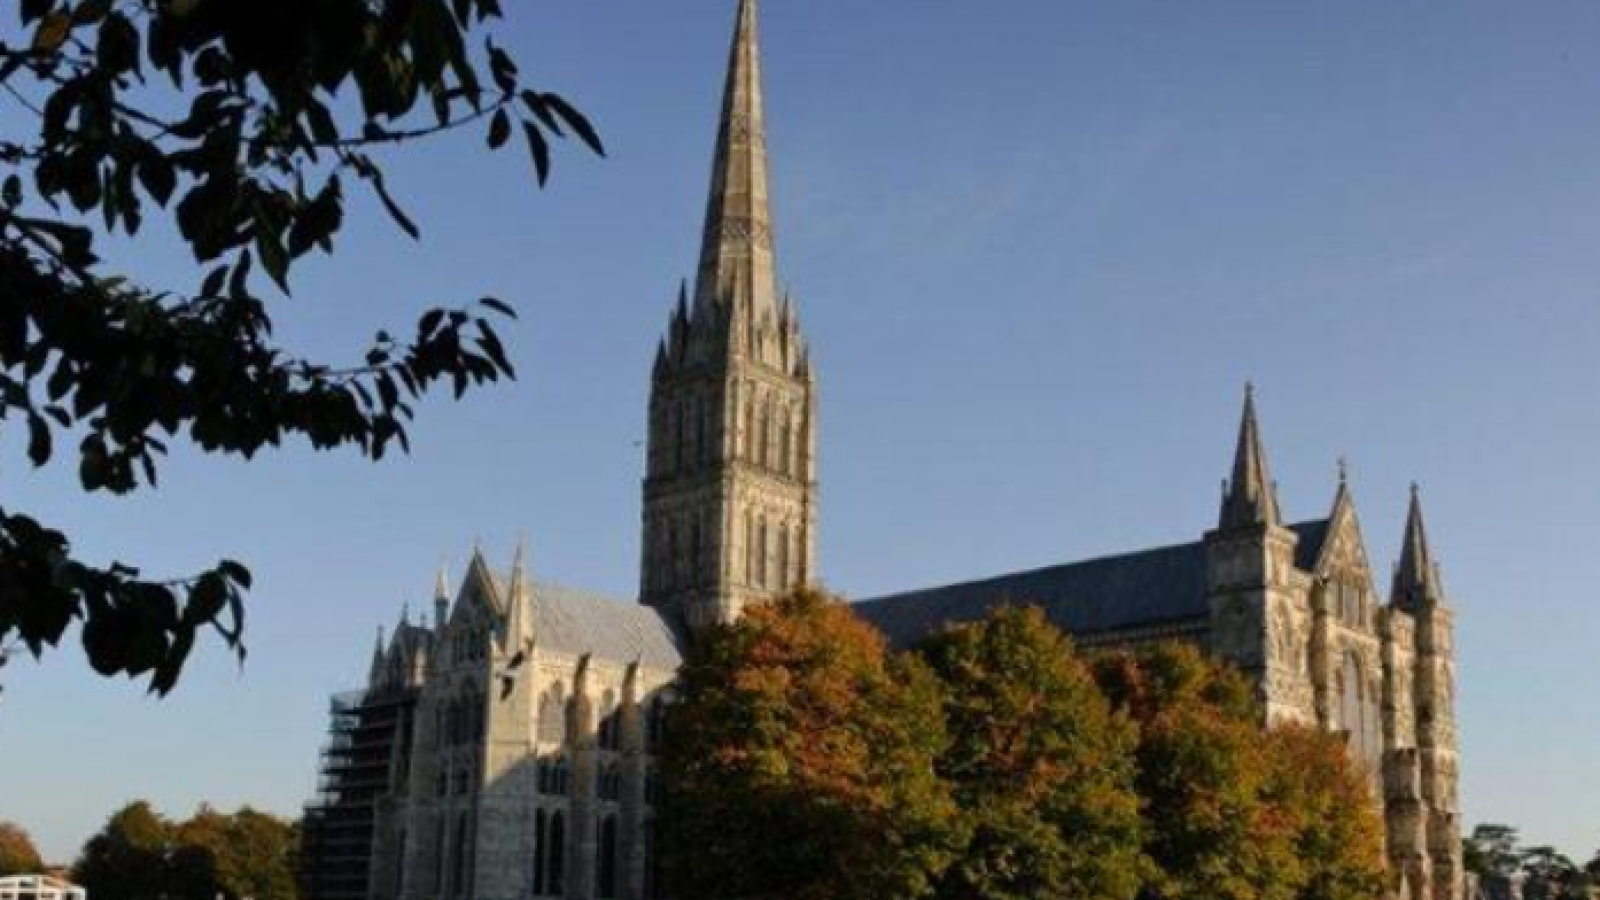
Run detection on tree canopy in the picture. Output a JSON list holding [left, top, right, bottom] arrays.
[[916, 606, 1142, 900], [662, 598, 1389, 900], [658, 588, 958, 900], [73, 801, 299, 900], [0, 0, 602, 692], [0, 820, 44, 877], [1091, 643, 1386, 900]]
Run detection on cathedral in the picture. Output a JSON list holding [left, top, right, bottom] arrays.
[[297, 3, 1465, 900]]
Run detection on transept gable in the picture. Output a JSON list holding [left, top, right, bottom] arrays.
[[1312, 476, 1377, 590]]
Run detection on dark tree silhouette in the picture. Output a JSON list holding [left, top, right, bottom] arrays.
[[0, 0, 603, 692]]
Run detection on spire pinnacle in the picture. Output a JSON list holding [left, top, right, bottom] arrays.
[[1393, 483, 1443, 609], [695, 0, 777, 321], [368, 625, 387, 685], [506, 535, 532, 646], [1219, 384, 1282, 529], [434, 563, 451, 631]]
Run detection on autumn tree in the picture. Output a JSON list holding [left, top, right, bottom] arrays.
[[1264, 726, 1388, 900], [916, 606, 1142, 900], [170, 805, 299, 900], [658, 589, 957, 900], [1093, 643, 1385, 900], [72, 801, 172, 900], [0, 0, 603, 692], [0, 820, 43, 876]]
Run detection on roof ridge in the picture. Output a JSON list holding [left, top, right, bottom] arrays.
[[859, 519, 1326, 608]]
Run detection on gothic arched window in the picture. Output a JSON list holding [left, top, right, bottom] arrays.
[[744, 511, 756, 583], [743, 395, 755, 459], [599, 762, 623, 801], [756, 517, 768, 588], [433, 816, 447, 894], [777, 416, 791, 476], [777, 522, 790, 589], [598, 815, 620, 899], [451, 812, 469, 898], [538, 687, 565, 745], [548, 812, 567, 896], [756, 405, 769, 467], [532, 810, 548, 896]]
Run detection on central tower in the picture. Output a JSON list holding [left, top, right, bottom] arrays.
[[641, 0, 817, 632]]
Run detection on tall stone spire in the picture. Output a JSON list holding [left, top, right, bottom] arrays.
[[1219, 384, 1283, 530], [642, 0, 817, 632], [695, 0, 777, 322], [1392, 484, 1444, 609]]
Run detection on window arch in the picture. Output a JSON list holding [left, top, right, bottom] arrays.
[[756, 516, 768, 588], [538, 686, 565, 745], [790, 413, 804, 476], [599, 762, 623, 801], [756, 403, 769, 467], [532, 810, 548, 896], [743, 395, 755, 459], [744, 510, 756, 583], [777, 415, 791, 476], [433, 817, 447, 894], [598, 815, 619, 899], [451, 812, 469, 898], [777, 522, 790, 590], [548, 812, 567, 896]]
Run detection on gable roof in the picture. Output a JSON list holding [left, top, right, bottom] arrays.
[[492, 575, 685, 671], [854, 520, 1329, 648]]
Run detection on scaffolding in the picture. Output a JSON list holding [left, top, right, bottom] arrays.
[[300, 687, 416, 900]]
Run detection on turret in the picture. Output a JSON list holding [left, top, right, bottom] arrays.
[[1205, 385, 1311, 725], [434, 564, 451, 633], [368, 626, 387, 688], [1390, 486, 1462, 900]]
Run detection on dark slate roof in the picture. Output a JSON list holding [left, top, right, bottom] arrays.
[[492, 575, 685, 671], [855, 520, 1329, 648]]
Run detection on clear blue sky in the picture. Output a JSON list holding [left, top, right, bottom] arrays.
[[3, 0, 1597, 864]]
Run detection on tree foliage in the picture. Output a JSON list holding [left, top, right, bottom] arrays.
[[72, 801, 170, 900], [0, 0, 603, 692], [1465, 824, 1524, 878], [1092, 642, 1386, 900], [0, 820, 44, 876], [659, 589, 958, 900], [916, 606, 1142, 900], [73, 801, 299, 900]]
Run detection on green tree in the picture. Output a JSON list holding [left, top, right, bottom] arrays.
[[0, 820, 44, 876], [1466, 825, 1524, 878], [1263, 726, 1388, 900], [72, 801, 172, 900], [0, 0, 603, 692], [1092, 644, 1297, 900], [659, 588, 958, 900], [171, 805, 299, 900], [916, 606, 1142, 900], [1520, 846, 1579, 900]]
